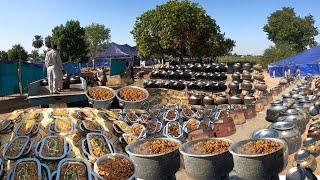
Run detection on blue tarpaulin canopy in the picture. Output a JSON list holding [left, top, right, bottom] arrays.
[[268, 45, 320, 77]]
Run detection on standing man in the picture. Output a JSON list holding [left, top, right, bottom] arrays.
[[45, 44, 63, 94]]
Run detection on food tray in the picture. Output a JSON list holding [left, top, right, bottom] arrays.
[[2, 136, 32, 160], [82, 132, 114, 160], [48, 119, 74, 135], [51, 158, 94, 180], [79, 120, 103, 132], [14, 120, 39, 136], [7, 158, 51, 180], [35, 135, 71, 160]]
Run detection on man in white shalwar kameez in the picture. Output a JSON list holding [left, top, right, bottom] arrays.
[[45, 45, 63, 94]]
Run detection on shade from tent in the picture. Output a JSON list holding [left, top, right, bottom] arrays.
[[96, 42, 136, 58], [268, 45, 320, 77]]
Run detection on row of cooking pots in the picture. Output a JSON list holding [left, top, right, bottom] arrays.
[[159, 63, 228, 72], [125, 137, 287, 180], [189, 93, 261, 106], [144, 80, 228, 92], [229, 80, 268, 92], [232, 63, 263, 73], [231, 71, 265, 82], [151, 70, 228, 81]]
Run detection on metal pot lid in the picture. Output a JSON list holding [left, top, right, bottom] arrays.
[[286, 167, 306, 180], [271, 100, 283, 105], [303, 137, 318, 146], [271, 121, 294, 131], [294, 150, 311, 161], [282, 93, 291, 98], [251, 128, 279, 139]]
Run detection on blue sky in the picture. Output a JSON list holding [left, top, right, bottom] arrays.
[[0, 0, 319, 55]]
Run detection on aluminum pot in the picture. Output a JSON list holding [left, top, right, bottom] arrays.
[[251, 128, 280, 139], [125, 138, 181, 180], [243, 94, 256, 105], [254, 81, 267, 91], [230, 138, 288, 180], [215, 94, 228, 105], [253, 73, 264, 81], [86, 86, 115, 109], [303, 137, 320, 157], [189, 94, 202, 105], [241, 80, 253, 91], [266, 101, 287, 122], [253, 64, 263, 72], [179, 138, 233, 180], [277, 108, 307, 134], [294, 150, 317, 172], [116, 86, 150, 109], [228, 95, 243, 104], [271, 121, 301, 154]]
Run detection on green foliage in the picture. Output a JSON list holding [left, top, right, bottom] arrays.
[[45, 36, 52, 48], [29, 50, 40, 60], [32, 35, 43, 49], [7, 44, 28, 61], [51, 20, 89, 63], [0, 51, 8, 60], [262, 43, 297, 66], [132, 0, 235, 60], [85, 23, 111, 67], [263, 7, 318, 52]]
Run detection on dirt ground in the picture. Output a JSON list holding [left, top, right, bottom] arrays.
[[0, 70, 316, 178]]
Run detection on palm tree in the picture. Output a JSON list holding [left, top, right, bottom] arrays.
[[32, 35, 44, 60], [32, 35, 44, 49]]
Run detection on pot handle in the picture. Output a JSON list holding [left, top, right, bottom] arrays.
[[48, 123, 55, 134], [51, 171, 57, 180], [34, 141, 42, 157], [23, 141, 33, 155], [81, 139, 91, 158], [66, 142, 72, 155], [41, 163, 51, 179]]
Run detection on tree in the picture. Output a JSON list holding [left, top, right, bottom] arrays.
[[51, 20, 89, 62], [7, 44, 28, 61], [262, 43, 297, 67], [132, 0, 235, 61], [29, 50, 40, 60], [32, 35, 43, 50], [0, 51, 8, 60], [45, 35, 52, 48], [263, 7, 318, 52], [85, 23, 111, 68]]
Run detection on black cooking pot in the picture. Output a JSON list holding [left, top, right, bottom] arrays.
[[242, 72, 252, 80], [163, 81, 170, 89], [213, 72, 221, 80], [187, 82, 197, 90], [195, 72, 201, 80], [177, 80, 186, 91], [220, 72, 227, 81], [233, 63, 241, 72], [242, 63, 251, 72], [211, 63, 221, 72], [169, 65, 175, 71], [196, 81, 204, 90], [219, 63, 228, 72], [204, 82, 214, 91], [155, 80, 163, 88], [195, 64, 202, 72], [200, 72, 207, 79], [207, 72, 215, 80], [151, 70, 159, 79], [204, 64, 211, 72], [184, 71, 192, 80], [232, 72, 241, 82], [174, 71, 184, 80], [168, 71, 175, 79], [228, 81, 239, 90], [143, 80, 153, 88], [189, 94, 202, 105], [180, 65, 187, 70], [218, 81, 227, 91], [159, 70, 167, 79]]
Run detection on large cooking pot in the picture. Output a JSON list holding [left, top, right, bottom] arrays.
[[220, 72, 227, 81], [266, 101, 287, 122], [167, 70, 175, 79], [253, 64, 263, 72], [241, 80, 253, 91], [228, 81, 239, 91], [86, 86, 116, 109], [151, 70, 159, 79], [195, 63, 202, 72], [159, 70, 167, 79], [242, 63, 251, 71], [230, 138, 288, 180], [125, 138, 181, 180], [218, 81, 227, 91], [116, 86, 149, 109], [233, 63, 241, 72], [243, 94, 256, 105], [174, 71, 184, 80], [219, 63, 228, 72], [277, 108, 306, 134], [254, 81, 267, 91], [228, 95, 243, 104], [204, 82, 214, 91], [179, 138, 233, 180], [232, 72, 241, 82], [253, 73, 264, 81], [271, 121, 301, 154], [215, 94, 228, 105], [242, 72, 252, 81], [204, 64, 211, 72], [189, 94, 202, 105], [187, 81, 196, 90], [203, 95, 214, 105]]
